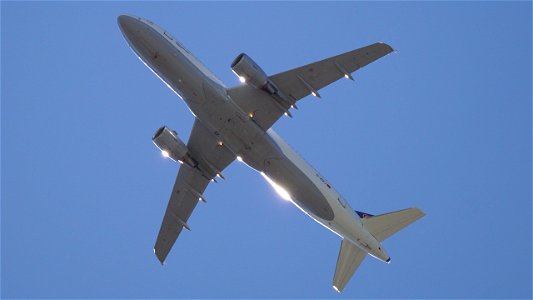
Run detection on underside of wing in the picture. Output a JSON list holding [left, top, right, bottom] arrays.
[[228, 42, 393, 130], [154, 166, 209, 263], [154, 119, 235, 264], [269, 42, 394, 102]]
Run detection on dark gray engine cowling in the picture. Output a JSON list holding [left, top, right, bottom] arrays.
[[152, 126, 197, 168], [231, 53, 278, 94]]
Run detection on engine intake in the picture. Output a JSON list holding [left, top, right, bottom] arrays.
[[231, 53, 278, 94], [152, 126, 197, 168]]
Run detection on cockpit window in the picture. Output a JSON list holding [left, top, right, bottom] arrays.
[[164, 31, 174, 40], [175, 40, 190, 54]]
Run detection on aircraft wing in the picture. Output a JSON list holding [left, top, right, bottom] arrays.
[[269, 42, 393, 102], [154, 119, 235, 264], [228, 42, 393, 130]]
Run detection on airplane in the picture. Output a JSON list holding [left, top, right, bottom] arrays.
[[118, 14, 425, 292]]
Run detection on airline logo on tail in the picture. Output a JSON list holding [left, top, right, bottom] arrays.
[[355, 210, 374, 218]]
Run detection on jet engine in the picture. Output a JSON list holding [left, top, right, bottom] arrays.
[[152, 126, 197, 168], [231, 53, 278, 94]]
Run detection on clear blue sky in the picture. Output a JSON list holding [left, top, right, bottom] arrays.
[[2, 2, 531, 299]]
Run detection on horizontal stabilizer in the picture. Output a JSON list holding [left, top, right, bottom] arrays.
[[362, 208, 425, 242], [333, 239, 367, 293]]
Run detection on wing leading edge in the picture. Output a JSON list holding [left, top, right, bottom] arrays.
[[154, 119, 235, 264]]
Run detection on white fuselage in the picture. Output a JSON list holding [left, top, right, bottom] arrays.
[[118, 15, 390, 262]]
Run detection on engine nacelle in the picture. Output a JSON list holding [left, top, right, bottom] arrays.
[[231, 53, 278, 94], [152, 126, 197, 168]]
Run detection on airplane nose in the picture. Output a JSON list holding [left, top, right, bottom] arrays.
[[118, 15, 134, 30], [117, 14, 141, 37]]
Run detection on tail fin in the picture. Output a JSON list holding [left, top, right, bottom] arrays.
[[332, 208, 424, 292], [333, 239, 366, 293], [362, 208, 425, 242]]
